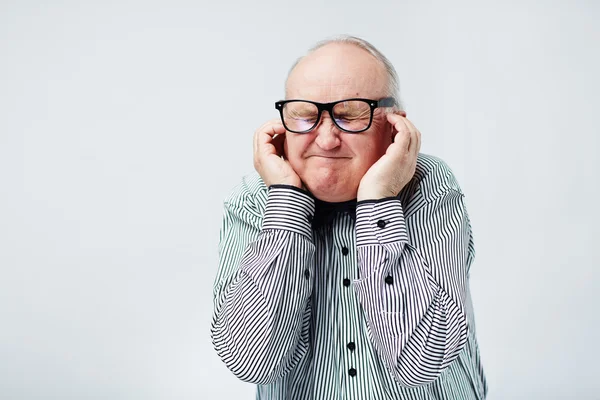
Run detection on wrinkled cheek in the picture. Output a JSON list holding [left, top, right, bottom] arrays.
[[284, 141, 301, 168], [287, 155, 304, 177], [285, 135, 310, 162]]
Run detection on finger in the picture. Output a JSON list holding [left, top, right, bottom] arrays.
[[409, 129, 418, 155], [254, 119, 284, 163], [389, 114, 420, 154], [254, 121, 274, 157], [257, 124, 286, 151], [255, 121, 285, 150], [404, 120, 417, 155], [387, 113, 411, 151], [263, 118, 285, 137], [402, 118, 421, 154]]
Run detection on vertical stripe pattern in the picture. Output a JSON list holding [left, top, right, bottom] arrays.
[[211, 153, 488, 399]]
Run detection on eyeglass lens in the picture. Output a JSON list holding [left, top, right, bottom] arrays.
[[282, 100, 372, 132]]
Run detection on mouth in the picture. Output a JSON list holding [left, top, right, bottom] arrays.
[[308, 155, 351, 159]]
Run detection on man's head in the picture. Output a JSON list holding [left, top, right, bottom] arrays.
[[282, 36, 405, 202]]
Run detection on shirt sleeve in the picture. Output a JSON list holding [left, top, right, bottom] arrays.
[[352, 189, 473, 387], [210, 184, 316, 385]]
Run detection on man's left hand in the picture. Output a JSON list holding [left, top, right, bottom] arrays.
[[357, 113, 421, 201]]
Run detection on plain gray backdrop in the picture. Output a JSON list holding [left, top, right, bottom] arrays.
[[1, 0, 599, 399]]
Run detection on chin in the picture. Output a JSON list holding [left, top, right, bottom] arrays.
[[313, 191, 357, 202], [304, 176, 359, 202]]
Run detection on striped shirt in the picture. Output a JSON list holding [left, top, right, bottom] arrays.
[[211, 153, 487, 399]]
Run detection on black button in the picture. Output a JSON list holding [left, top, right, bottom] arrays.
[[307, 214, 313, 222], [341, 246, 349, 256], [348, 368, 357, 377], [385, 275, 393, 285], [343, 278, 350, 287], [347, 342, 356, 351], [377, 220, 386, 228], [304, 269, 310, 279]]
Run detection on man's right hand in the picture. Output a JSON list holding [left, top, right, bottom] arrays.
[[253, 119, 302, 188]]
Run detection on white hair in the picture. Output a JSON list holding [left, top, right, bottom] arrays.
[[285, 35, 404, 111]]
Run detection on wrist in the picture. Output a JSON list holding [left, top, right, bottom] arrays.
[[262, 175, 302, 189], [357, 187, 397, 202]]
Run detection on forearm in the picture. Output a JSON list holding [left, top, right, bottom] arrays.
[[211, 186, 316, 384], [355, 249, 467, 386], [353, 195, 469, 387]]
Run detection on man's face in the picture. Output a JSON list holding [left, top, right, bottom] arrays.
[[284, 43, 396, 202]]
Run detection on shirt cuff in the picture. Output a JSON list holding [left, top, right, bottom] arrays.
[[261, 185, 315, 238], [355, 198, 409, 247]]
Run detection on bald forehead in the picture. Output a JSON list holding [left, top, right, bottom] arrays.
[[286, 43, 388, 102]]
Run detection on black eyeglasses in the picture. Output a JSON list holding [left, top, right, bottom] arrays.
[[274, 97, 396, 133]]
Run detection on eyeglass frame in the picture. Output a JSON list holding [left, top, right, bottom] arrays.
[[274, 97, 397, 133]]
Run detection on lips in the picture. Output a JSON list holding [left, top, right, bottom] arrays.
[[308, 155, 350, 159]]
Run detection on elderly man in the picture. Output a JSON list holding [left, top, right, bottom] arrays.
[[211, 36, 487, 399]]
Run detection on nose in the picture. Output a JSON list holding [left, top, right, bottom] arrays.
[[314, 114, 341, 151]]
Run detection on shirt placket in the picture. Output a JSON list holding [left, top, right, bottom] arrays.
[[332, 214, 365, 399]]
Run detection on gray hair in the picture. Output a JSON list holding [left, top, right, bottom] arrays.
[[285, 35, 404, 111]]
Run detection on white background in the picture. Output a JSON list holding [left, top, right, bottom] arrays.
[[1, 1, 599, 399]]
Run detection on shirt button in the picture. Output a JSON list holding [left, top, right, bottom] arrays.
[[341, 246, 349, 256], [343, 278, 351, 287], [377, 220, 386, 228], [347, 342, 356, 351], [304, 269, 310, 279], [307, 214, 313, 223], [348, 368, 357, 377], [385, 275, 394, 285]]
